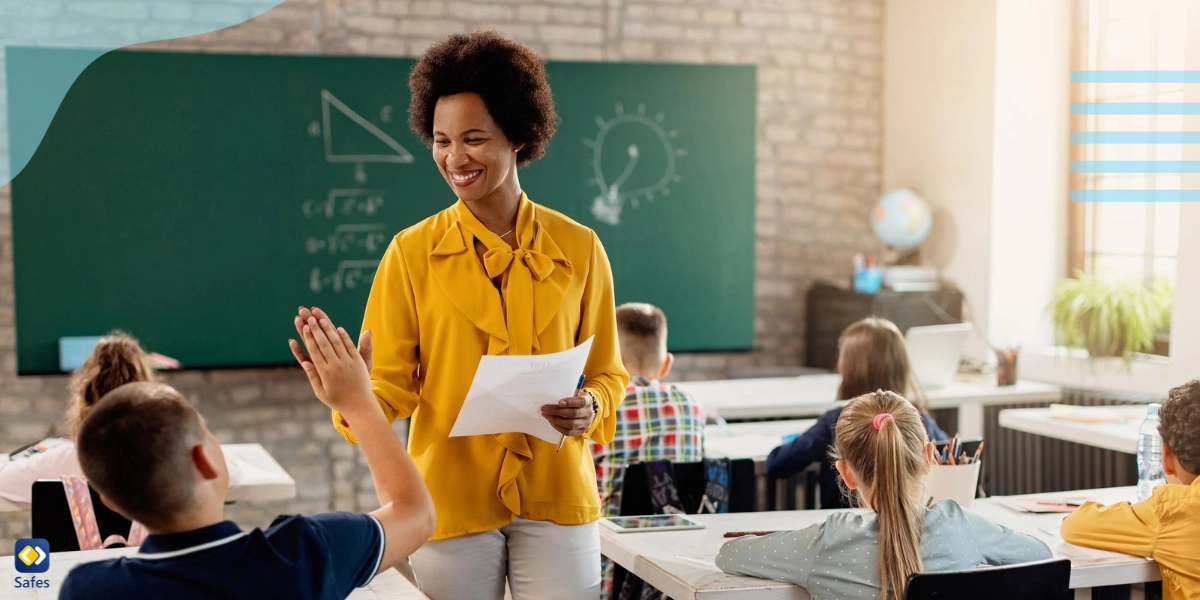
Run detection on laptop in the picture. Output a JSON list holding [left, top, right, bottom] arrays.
[[904, 323, 972, 390]]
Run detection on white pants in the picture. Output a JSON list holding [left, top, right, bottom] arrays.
[[409, 517, 601, 600]]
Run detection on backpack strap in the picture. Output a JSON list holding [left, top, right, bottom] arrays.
[[698, 458, 731, 514], [61, 476, 147, 550]]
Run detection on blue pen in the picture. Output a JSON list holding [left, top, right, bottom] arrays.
[[556, 374, 587, 453]]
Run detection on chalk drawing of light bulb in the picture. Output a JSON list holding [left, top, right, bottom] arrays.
[[584, 102, 684, 226]]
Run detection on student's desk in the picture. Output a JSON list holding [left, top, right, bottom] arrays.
[[998, 406, 1146, 454], [677, 376, 1062, 439], [707, 419, 817, 443], [0, 546, 427, 599], [0, 443, 295, 512], [222, 443, 298, 503], [600, 487, 1158, 600]]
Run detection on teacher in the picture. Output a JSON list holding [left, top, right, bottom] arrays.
[[334, 30, 627, 600]]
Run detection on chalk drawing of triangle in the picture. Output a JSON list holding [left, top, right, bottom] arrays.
[[322, 90, 414, 164]]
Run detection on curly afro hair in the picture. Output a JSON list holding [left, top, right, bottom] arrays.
[[408, 30, 558, 167]]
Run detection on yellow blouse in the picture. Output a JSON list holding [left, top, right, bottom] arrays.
[[1061, 478, 1200, 600], [332, 194, 629, 540]]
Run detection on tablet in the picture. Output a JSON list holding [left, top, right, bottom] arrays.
[[601, 514, 707, 533]]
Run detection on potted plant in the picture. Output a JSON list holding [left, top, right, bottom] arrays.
[[1047, 272, 1174, 365]]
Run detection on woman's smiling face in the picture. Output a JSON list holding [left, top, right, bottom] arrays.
[[431, 92, 522, 204]]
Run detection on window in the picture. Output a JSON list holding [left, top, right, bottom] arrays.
[[1069, 0, 1186, 286]]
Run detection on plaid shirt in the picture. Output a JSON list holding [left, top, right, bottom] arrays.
[[591, 376, 707, 518]]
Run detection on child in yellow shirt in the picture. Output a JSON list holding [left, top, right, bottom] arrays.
[[1061, 379, 1200, 600]]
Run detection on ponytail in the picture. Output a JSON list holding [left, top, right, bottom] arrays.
[[871, 414, 924, 599], [67, 332, 156, 433], [833, 390, 930, 600]]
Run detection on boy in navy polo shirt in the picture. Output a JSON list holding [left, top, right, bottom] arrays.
[[60, 312, 436, 600]]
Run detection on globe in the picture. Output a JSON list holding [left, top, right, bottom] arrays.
[[870, 188, 932, 250]]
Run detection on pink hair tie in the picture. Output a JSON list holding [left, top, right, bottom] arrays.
[[873, 413, 894, 430]]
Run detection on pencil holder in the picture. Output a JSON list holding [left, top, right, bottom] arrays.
[[852, 268, 882, 294], [924, 461, 981, 508]]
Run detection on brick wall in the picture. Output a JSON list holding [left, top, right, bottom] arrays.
[[0, 0, 883, 546]]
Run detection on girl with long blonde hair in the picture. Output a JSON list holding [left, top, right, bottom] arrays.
[[766, 317, 948, 509], [719, 391, 1050, 599]]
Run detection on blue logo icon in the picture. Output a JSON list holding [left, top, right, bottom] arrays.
[[14, 539, 49, 573]]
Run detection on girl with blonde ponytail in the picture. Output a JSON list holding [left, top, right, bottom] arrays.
[[718, 391, 1051, 600]]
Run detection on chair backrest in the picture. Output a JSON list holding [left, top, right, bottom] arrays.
[[31, 479, 134, 552], [617, 459, 758, 516], [613, 459, 758, 597], [904, 558, 1072, 600]]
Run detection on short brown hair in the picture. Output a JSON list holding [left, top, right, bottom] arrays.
[[836, 317, 928, 412], [66, 332, 156, 434], [616, 303, 668, 373], [1161, 380, 1200, 474], [76, 382, 203, 529], [408, 30, 558, 167]]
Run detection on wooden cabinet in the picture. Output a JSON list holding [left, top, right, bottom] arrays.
[[804, 282, 964, 370]]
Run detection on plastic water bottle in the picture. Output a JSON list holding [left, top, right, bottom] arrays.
[[1136, 403, 1166, 501]]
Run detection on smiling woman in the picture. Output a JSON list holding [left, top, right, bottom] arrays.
[[319, 30, 629, 600]]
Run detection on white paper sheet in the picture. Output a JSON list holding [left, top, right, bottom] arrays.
[[449, 337, 594, 444]]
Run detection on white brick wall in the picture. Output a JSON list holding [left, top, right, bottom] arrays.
[[0, 0, 883, 546]]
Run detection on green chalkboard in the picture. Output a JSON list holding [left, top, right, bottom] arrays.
[[9, 47, 755, 374]]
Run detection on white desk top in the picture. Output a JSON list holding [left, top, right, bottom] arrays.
[[223, 443, 298, 503], [600, 487, 1158, 600], [0, 547, 426, 599], [677, 375, 1061, 421], [708, 420, 817, 440], [998, 406, 1147, 454], [704, 420, 816, 463], [0, 443, 295, 512]]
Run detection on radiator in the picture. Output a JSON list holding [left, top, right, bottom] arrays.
[[981, 388, 1162, 497]]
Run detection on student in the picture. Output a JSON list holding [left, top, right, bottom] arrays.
[[0, 333, 156, 507], [718, 391, 1050, 600], [591, 303, 706, 517], [1061, 379, 1200, 600], [591, 303, 705, 599], [59, 315, 435, 600], [766, 317, 949, 509]]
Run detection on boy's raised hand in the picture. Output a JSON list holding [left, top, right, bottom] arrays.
[[288, 307, 373, 414]]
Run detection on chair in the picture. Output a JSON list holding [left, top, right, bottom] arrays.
[[612, 459, 758, 597], [617, 459, 758, 515], [31, 479, 134, 552], [903, 558, 1072, 600]]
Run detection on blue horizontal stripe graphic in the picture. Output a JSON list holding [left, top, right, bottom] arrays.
[[1071, 190, 1200, 202], [1071, 70, 1200, 83], [1070, 132, 1200, 144], [1071, 161, 1200, 173], [1071, 103, 1200, 115]]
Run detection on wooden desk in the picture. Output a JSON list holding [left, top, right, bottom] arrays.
[[601, 487, 1158, 599], [998, 406, 1146, 454], [678, 376, 1061, 439], [0, 443, 295, 512], [0, 547, 427, 599]]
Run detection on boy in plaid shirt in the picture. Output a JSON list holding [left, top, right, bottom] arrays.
[[591, 303, 707, 517], [592, 303, 707, 598]]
